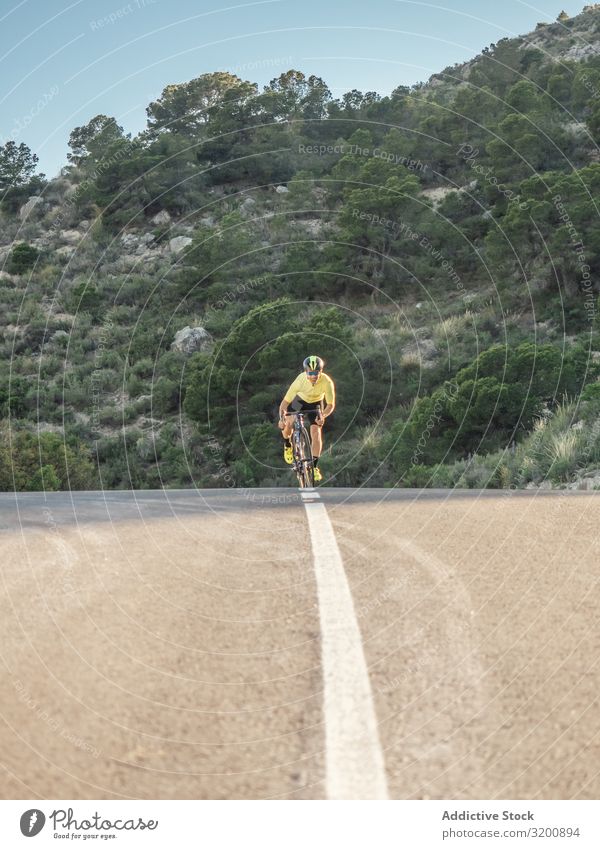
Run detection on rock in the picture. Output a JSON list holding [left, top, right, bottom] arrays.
[[565, 122, 585, 136], [576, 470, 600, 491], [80, 220, 91, 230], [303, 219, 324, 237], [482, 209, 493, 220], [19, 196, 43, 222], [120, 233, 139, 248], [151, 210, 171, 225], [199, 216, 215, 228], [564, 42, 600, 61], [56, 245, 75, 257], [112, 255, 137, 271], [421, 186, 456, 205], [240, 197, 257, 217], [139, 233, 155, 245], [467, 180, 478, 190], [171, 325, 213, 355], [275, 185, 289, 194], [135, 248, 156, 261], [60, 229, 82, 245], [30, 237, 50, 249], [169, 236, 193, 254], [51, 330, 70, 343]]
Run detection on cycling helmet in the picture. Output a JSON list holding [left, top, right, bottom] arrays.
[[303, 355, 324, 373]]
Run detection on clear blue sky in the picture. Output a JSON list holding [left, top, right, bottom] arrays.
[[0, 0, 586, 178]]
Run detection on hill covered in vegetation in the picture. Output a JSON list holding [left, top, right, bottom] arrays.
[[3, 5, 600, 491]]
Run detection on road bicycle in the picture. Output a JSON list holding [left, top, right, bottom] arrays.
[[283, 411, 315, 489]]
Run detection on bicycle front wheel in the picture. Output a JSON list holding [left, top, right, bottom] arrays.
[[296, 426, 315, 488]]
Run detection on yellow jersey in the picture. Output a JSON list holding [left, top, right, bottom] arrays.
[[284, 372, 335, 405]]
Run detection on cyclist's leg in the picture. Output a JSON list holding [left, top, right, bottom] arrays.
[[310, 422, 323, 458], [281, 397, 299, 440]]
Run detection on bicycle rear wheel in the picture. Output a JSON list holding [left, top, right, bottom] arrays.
[[296, 426, 315, 488]]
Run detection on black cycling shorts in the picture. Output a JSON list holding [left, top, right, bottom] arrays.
[[285, 396, 323, 426]]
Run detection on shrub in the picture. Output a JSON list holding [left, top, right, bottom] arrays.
[[7, 243, 39, 274], [0, 425, 98, 491]]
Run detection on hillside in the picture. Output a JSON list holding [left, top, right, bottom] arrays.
[[2, 5, 600, 491]]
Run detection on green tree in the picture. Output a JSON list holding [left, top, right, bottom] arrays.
[[67, 115, 125, 165], [146, 72, 256, 135], [0, 141, 42, 190], [260, 70, 331, 121]]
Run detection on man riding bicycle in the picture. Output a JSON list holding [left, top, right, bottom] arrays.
[[278, 355, 336, 483]]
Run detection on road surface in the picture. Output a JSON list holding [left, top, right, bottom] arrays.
[[1, 487, 599, 800]]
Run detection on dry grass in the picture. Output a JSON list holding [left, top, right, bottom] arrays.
[[543, 431, 582, 465], [433, 314, 464, 344], [400, 351, 421, 368]]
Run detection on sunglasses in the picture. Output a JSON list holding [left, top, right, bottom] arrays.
[[306, 370, 321, 377]]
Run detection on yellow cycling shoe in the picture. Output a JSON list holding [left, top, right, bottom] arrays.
[[313, 467, 322, 483], [284, 443, 294, 464]]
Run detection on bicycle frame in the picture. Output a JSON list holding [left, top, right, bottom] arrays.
[[283, 411, 315, 488]]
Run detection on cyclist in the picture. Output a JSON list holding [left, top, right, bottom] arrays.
[[278, 355, 335, 483]]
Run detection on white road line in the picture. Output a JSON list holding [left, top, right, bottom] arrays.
[[303, 499, 389, 800]]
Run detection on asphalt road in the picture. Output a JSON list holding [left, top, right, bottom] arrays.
[[1, 487, 599, 799]]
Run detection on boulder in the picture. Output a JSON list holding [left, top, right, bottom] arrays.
[[151, 210, 171, 225], [60, 229, 82, 244], [120, 233, 139, 248], [275, 185, 289, 194], [199, 216, 216, 228], [19, 196, 43, 222], [56, 245, 76, 257], [171, 325, 213, 355], [240, 197, 256, 217], [139, 233, 155, 245], [169, 236, 193, 254]]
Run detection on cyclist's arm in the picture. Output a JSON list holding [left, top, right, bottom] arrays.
[[281, 376, 301, 417], [321, 378, 336, 418]]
